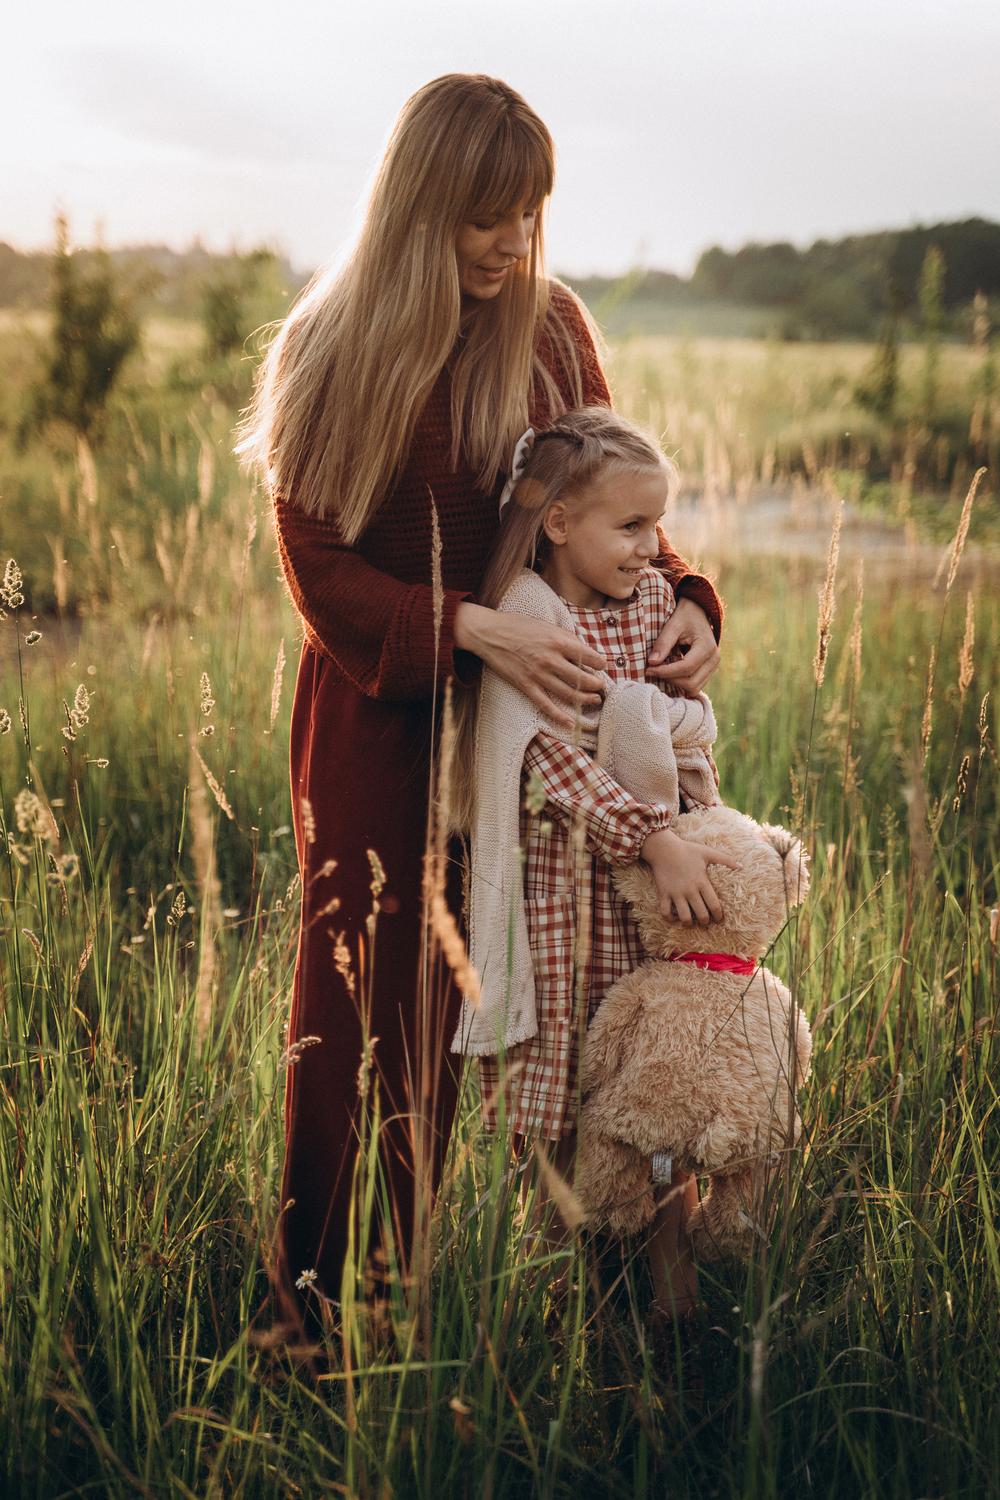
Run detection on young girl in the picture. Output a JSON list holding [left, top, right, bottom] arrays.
[[449, 405, 737, 1325]]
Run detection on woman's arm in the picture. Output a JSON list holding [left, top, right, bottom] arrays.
[[651, 524, 724, 644], [276, 501, 626, 720], [455, 602, 607, 731], [547, 283, 725, 652], [273, 496, 476, 702]]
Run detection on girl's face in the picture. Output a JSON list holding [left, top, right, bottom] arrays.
[[455, 198, 539, 299], [541, 466, 669, 608]]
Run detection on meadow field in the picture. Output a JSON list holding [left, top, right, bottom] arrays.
[[1, 314, 998, 1497]]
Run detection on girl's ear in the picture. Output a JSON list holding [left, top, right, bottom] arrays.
[[542, 500, 568, 547]]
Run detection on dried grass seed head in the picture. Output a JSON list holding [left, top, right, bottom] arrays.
[[1, 559, 24, 610]]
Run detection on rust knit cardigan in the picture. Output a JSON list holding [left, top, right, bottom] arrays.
[[268, 280, 724, 1313]]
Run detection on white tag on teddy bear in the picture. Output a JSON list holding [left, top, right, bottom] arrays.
[[651, 1151, 672, 1184]]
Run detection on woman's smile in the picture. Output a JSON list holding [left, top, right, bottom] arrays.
[[455, 205, 536, 298]]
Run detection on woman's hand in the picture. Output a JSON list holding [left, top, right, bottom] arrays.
[[454, 602, 606, 730], [640, 826, 740, 928], [646, 598, 721, 696]]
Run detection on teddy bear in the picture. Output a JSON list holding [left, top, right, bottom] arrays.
[[573, 804, 812, 1260]]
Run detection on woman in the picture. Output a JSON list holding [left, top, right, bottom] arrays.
[[237, 73, 723, 1330]]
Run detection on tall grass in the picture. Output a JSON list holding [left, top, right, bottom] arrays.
[[0, 332, 998, 1495]]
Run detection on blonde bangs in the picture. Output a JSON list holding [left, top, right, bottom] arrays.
[[464, 110, 554, 221], [235, 73, 586, 550]]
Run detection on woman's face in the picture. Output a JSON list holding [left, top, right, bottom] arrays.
[[455, 198, 540, 299]]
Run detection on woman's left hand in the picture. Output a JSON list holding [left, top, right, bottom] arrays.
[[645, 598, 721, 696]]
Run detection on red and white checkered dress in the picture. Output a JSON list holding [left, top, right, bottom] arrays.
[[478, 567, 682, 1142]]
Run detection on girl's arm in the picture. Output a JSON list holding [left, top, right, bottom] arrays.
[[527, 731, 736, 927], [524, 731, 674, 867]]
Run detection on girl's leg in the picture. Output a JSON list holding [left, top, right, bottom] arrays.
[[646, 1169, 699, 1321]]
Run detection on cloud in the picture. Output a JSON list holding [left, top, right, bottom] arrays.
[[48, 45, 327, 169]]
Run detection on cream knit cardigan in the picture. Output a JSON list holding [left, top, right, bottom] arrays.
[[448, 569, 719, 1057]]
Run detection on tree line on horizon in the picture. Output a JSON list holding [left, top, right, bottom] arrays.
[[1, 215, 998, 343], [573, 216, 1000, 341]]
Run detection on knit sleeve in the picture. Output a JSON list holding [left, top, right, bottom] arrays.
[[544, 280, 612, 408], [272, 495, 475, 702], [651, 524, 725, 643], [545, 282, 724, 642], [523, 731, 673, 866]]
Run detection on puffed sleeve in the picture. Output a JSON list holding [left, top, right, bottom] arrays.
[[546, 282, 724, 642], [523, 731, 674, 867], [272, 495, 475, 702]]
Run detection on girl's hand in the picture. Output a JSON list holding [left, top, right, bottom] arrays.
[[640, 826, 740, 928], [646, 598, 721, 696], [454, 602, 606, 730]]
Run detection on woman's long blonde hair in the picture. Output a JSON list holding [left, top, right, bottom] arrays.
[[235, 73, 588, 539], [448, 405, 678, 834]]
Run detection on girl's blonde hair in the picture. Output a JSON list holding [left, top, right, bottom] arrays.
[[235, 73, 589, 540], [448, 405, 678, 834]]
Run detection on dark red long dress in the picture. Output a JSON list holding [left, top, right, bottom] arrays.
[[269, 283, 724, 1324]]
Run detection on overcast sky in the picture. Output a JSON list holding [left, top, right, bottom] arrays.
[[4, 0, 998, 278]]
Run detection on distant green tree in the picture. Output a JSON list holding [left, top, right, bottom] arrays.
[[918, 244, 946, 423], [22, 213, 143, 444], [791, 275, 872, 340], [200, 248, 277, 361], [854, 275, 903, 420]]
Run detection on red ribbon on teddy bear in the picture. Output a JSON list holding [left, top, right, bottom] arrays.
[[668, 951, 757, 975]]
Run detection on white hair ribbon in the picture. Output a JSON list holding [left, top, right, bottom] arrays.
[[497, 426, 536, 515]]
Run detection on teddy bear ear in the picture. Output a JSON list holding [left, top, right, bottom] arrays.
[[758, 823, 811, 908]]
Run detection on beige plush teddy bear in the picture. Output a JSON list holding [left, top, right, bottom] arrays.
[[574, 804, 812, 1260]]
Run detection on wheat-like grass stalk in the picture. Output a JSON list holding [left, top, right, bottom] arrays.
[[532, 1139, 587, 1232], [430, 890, 480, 1004], [426, 681, 480, 1003], [269, 638, 286, 732], [189, 740, 222, 1044], [921, 645, 937, 766], [194, 748, 234, 821], [174, 504, 200, 605], [848, 560, 864, 687], [429, 488, 443, 650], [73, 927, 96, 986], [945, 467, 986, 592], [813, 499, 843, 686], [958, 591, 975, 700], [13, 788, 58, 845], [75, 434, 98, 508], [48, 536, 68, 614]]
